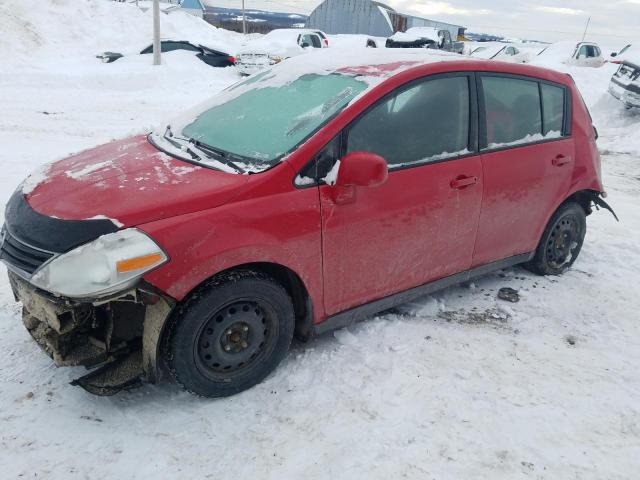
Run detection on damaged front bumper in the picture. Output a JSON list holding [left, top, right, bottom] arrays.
[[8, 271, 174, 395]]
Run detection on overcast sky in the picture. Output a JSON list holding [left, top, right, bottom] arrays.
[[205, 0, 640, 46]]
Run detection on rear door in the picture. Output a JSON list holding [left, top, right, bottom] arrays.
[[318, 74, 484, 315], [472, 74, 574, 267]]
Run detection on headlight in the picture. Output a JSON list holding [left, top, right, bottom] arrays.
[[31, 228, 168, 299], [268, 55, 283, 64]]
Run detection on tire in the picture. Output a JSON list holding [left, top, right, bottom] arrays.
[[166, 270, 294, 397], [525, 202, 587, 276]]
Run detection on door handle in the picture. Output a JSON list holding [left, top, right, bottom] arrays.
[[552, 154, 572, 166], [450, 175, 478, 190]]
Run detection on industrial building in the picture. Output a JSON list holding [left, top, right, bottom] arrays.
[[306, 0, 465, 41]]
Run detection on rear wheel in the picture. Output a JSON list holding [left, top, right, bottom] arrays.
[[166, 271, 294, 397], [525, 202, 586, 276]]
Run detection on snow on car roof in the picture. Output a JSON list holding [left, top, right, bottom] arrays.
[[388, 27, 440, 43], [238, 28, 319, 54], [261, 48, 468, 84]]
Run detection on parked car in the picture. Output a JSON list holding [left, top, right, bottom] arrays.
[[386, 27, 463, 53], [328, 34, 380, 49], [609, 59, 640, 108], [96, 40, 235, 67], [2, 51, 615, 398], [235, 28, 326, 75], [535, 41, 605, 68], [470, 43, 530, 63]]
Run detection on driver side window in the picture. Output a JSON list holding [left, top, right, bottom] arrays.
[[346, 76, 470, 168]]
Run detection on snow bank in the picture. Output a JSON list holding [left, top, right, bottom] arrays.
[[0, 0, 245, 66]]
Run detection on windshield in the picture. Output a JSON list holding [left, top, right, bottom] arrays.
[[169, 72, 368, 172]]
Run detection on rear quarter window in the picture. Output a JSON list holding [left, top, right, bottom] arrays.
[[541, 83, 565, 135]]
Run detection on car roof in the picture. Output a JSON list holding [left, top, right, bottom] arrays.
[[262, 49, 572, 86]]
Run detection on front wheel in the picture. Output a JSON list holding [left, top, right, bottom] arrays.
[[525, 202, 587, 276], [166, 271, 294, 397]]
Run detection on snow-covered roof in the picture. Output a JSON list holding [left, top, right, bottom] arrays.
[[238, 28, 323, 55], [234, 48, 469, 87], [388, 27, 440, 43]]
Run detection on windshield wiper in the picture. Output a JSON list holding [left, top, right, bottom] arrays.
[[188, 139, 247, 174], [161, 126, 245, 174], [162, 125, 203, 162]]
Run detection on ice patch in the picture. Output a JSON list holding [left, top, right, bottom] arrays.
[[65, 160, 113, 180]]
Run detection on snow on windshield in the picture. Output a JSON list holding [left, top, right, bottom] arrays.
[[181, 73, 368, 166], [157, 50, 466, 173]]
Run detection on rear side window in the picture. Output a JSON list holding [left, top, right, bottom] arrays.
[[541, 83, 565, 135], [346, 76, 470, 167], [482, 76, 542, 148]]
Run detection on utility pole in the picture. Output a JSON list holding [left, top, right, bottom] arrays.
[[581, 16, 591, 42], [242, 0, 246, 35], [153, 0, 161, 65]]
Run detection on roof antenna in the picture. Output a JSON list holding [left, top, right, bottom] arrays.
[[581, 16, 591, 42]]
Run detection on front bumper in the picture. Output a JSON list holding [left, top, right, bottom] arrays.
[[8, 271, 174, 395], [609, 80, 640, 108], [235, 54, 279, 75], [235, 62, 269, 75]]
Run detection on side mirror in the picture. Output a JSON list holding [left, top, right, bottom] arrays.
[[610, 52, 617, 57], [335, 152, 388, 188], [301, 42, 310, 48]]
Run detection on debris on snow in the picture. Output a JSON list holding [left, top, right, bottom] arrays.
[[498, 287, 521, 303]]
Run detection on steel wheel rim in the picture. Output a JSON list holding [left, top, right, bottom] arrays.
[[546, 213, 581, 269], [194, 299, 276, 379]]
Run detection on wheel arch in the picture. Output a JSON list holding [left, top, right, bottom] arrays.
[[170, 262, 314, 342], [561, 188, 599, 216]]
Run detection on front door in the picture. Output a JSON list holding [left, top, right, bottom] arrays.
[[318, 74, 484, 315], [473, 74, 574, 266]]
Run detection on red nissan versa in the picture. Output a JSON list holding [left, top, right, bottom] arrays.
[[1, 51, 615, 397]]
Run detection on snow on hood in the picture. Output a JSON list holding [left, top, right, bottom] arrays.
[[23, 135, 249, 227], [532, 41, 581, 66], [388, 28, 440, 43], [470, 43, 505, 59]]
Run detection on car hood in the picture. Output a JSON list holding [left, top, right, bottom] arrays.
[[23, 135, 249, 228]]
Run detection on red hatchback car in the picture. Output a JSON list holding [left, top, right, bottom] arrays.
[[1, 51, 614, 397]]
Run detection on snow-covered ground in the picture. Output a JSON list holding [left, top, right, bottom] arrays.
[[1, 2, 640, 479]]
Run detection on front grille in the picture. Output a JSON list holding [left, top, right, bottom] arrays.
[[0, 227, 54, 274]]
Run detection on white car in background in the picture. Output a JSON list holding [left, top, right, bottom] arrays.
[[328, 34, 380, 49], [534, 41, 605, 67], [470, 43, 530, 63], [235, 29, 326, 75]]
